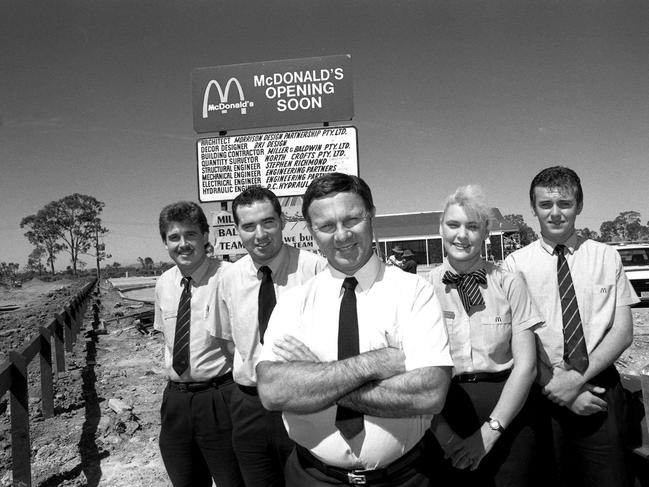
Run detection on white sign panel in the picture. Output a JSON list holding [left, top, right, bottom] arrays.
[[197, 126, 358, 202], [210, 209, 320, 257]]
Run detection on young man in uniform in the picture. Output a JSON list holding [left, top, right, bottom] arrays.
[[212, 186, 327, 487], [504, 166, 638, 487]]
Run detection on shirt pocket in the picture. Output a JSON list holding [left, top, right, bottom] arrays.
[[585, 283, 615, 328], [478, 313, 512, 363]]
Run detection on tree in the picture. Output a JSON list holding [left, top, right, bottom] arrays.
[[577, 227, 600, 241], [599, 211, 648, 242], [26, 246, 47, 275], [54, 194, 108, 275], [0, 262, 19, 282], [21, 209, 65, 274], [138, 257, 154, 270], [503, 214, 538, 246], [22, 194, 107, 275]]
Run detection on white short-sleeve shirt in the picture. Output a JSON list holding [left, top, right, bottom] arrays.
[[504, 235, 639, 368], [257, 254, 453, 469], [154, 258, 231, 382], [428, 260, 543, 374]]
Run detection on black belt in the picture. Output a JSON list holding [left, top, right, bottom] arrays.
[[296, 438, 425, 485], [168, 371, 233, 392], [453, 369, 511, 383], [237, 384, 258, 396]]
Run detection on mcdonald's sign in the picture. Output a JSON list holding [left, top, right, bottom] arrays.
[[192, 55, 353, 133]]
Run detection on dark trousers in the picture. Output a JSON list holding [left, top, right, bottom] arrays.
[[159, 379, 244, 487], [230, 384, 294, 487], [433, 381, 550, 487], [284, 432, 441, 487], [546, 366, 631, 487]]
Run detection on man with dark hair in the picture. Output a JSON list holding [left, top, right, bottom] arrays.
[[211, 186, 326, 487], [256, 173, 453, 486], [504, 166, 638, 487], [401, 249, 418, 274], [154, 201, 243, 487]]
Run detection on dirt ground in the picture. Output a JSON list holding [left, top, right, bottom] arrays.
[[1, 278, 170, 487], [0, 277, 648, 486]]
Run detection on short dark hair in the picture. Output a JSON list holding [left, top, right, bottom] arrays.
[[232, 186, 282, 225], [302, 173, 375, 225], [158, 201, 209, 241], [529, 166, 583, 208]]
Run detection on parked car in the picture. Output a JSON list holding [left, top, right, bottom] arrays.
[[610, 242, 649, 303]]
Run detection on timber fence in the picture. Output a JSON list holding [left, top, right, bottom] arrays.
[[0, 278, 98, 487]]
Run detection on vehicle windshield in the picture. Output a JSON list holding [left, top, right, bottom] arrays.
[[618, 248, 649, 267]]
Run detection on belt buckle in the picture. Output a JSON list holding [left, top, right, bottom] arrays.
[[466, 373, 478, 382], [347, 471, 367, 485]]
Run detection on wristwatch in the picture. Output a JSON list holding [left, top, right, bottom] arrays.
[[486, 417, 505, 434]]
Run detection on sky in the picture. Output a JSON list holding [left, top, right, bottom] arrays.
[[1, 0, 648, 270]]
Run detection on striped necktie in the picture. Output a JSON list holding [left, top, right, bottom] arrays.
[[258, 266, 276, 344], [555, 245, 589, 373], [172, 276, 192, 376], [335, 277, 364, 440], [442, 268, 487, 314]]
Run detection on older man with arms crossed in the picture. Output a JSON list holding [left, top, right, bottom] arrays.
[[504, 166, 638, 487], [212, 186, 327, 486], [256, 173, 453, 486]]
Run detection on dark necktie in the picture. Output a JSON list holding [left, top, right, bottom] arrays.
[[555, 245, 589, 373], [335, 277, 364, 440], [442, 268, 487, 314], [172, 276, 192, 376], [258, 266, 276, 344]]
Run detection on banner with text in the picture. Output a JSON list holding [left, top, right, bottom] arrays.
[[197, 126, 358, 202], [192, 55, 353, 133], [210, 209, 319, 257]]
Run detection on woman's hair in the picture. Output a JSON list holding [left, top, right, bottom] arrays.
[[441, 184, 492, 228]]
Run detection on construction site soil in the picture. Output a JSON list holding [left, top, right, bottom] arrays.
[[0, 277, 648, 486]]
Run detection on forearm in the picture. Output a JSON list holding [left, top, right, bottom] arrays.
[[431, 414, 457, 445], [256, 348, 404, 413], [491, 330, 537, 426], [337, 366, 451, 417], [536, 360, 553, 386], [490, 365, 535, 427], [582, 306, 633, 383]]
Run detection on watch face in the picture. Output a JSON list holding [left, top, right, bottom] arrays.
[[488, 418, 503, 431]]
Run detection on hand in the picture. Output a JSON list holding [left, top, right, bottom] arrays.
[[543, 367, 585, 406], [272, 335, 320, 362], [439, 430, 462, 459], [448, 424, 497, 471], [567, 385, 607, 416]]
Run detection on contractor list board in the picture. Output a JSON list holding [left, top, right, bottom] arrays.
[[197, 126, 358, 201]]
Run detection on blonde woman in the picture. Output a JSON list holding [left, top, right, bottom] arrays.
[[429, 185, 545, 486]]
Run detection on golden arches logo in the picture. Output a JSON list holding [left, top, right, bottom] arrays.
[[202, 78, 249, 118]]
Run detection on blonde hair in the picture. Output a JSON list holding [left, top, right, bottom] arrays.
[[441, 184, 492, 228]]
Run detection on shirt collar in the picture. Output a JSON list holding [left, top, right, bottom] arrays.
[[328, 253, 381, 292], [249, 243, 288, 275], [179, 257, 210, 286], [539, 232, 579, 255], [442, 258, 486, 275]]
